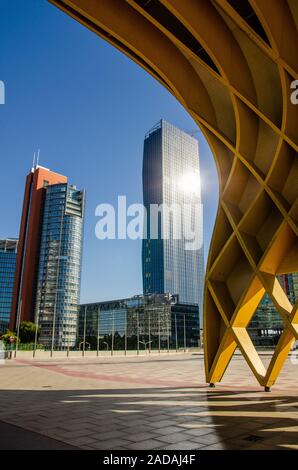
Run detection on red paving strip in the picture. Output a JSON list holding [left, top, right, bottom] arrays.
[[14, 358, 298, 394], [15, 359, 297, 396], [15, 358, 203, 388]]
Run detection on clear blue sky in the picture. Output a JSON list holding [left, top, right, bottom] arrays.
[[0, 0, 219, 304]]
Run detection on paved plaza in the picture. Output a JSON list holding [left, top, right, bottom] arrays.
[[0, 352, 297, 450]]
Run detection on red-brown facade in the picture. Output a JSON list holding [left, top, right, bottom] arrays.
[[10, 167, 67, 330]]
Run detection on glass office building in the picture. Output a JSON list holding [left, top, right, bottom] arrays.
[[286, 272, 298, 304], [0, 239, 18, 333], [35, 183, 85, 348], [142, 120, 204, 320], [79, 294, 200, 351], [248, 273, 297, 346]]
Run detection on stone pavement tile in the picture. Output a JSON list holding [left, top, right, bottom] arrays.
[[184, 427, 216, 437], [145, 412, 168, 420], [200, 442, 227, 450], [159, 442, 202, 450], [124, 419, 154, 428], [95, 430, 126, 441], [124, 432, 161, 443], [56, 428, 94, 438], [80, 444, 102, 450], [28, 427, 58, 436], [90, 439, 132, 450], [124, 439, 165, 450], [175, 416, 208, 425], [148, 420, 176, 429], [236, 420, 266, 431], [90, 420, 127, 430], [146, 414, 173, 422], [63, 436, 99, 447], [269, 418, 296, 429], [122, 425, 155, 435], [183, 406, 207, 413], [165, 406, 188, 413], [191, 433, 222, 445], [57, 422, 90, 431], [261, 433, 298, 447], [155, 432, 192, 445], [223, 437, 253, 449], [216, 428, 248, 440], [0, 420, 77, 450], [246, 442, 281, 450], [154, 425, 185, 436]]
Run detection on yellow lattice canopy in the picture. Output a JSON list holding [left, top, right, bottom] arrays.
[[49, 0, 298, 389]]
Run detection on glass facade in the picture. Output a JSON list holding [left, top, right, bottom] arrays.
[[35, 183, 85, 348], [248, 273, 297, 346], [142, 120, 204, 320], [0, 239, 18, 333], [79, 294, 200, 350]]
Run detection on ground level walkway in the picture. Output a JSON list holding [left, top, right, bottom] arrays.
[[0, 352, 297, 450]]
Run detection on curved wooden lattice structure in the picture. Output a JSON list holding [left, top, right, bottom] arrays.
[[49, 0, 298, 389]]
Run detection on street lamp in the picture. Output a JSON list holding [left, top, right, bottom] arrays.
[[139, 340, 152, 352], [103, 341, 109, 351]]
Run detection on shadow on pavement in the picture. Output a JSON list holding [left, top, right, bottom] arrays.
[[0, 387, 296, 449]]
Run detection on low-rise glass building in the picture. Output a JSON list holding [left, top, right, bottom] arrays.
[[79, 294, 200, 351]]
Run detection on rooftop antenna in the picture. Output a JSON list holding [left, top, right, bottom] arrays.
[[36, 149, 40, 168], [32, 151, 36, 172]]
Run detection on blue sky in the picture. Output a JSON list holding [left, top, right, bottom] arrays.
[[0, 0, 219, 303]]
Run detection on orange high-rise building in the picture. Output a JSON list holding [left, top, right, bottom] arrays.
[[10, 166, 67, 330]]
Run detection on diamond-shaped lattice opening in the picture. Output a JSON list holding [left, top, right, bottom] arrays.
[[236, 99, 280, 177], [290, 199, 298, 227], [259, 223, 296, 275], [268, 142, 298, 212], [248, 273, 297, 350], [209, 237, 255, 320], [239, 191, 284, 266], [209, 209, 234, 267], [248, 291, 284, 349], [223, 159, 261, 225]]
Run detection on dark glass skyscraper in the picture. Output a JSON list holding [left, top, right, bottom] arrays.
[[142, 120, 204, 317], [35, 183, 85, 348], [0, 239, 18, 333]]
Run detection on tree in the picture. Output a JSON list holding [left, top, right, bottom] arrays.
[[0, 330, 18, 346], [19, 322, 39, 344]]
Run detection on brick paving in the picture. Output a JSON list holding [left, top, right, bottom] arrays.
[[0, 352, 297, 450]]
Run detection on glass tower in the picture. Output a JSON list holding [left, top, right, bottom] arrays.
[[142, 120, 204, 317], [35, 183, 85, 348], [0, 239, 18, 333]]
